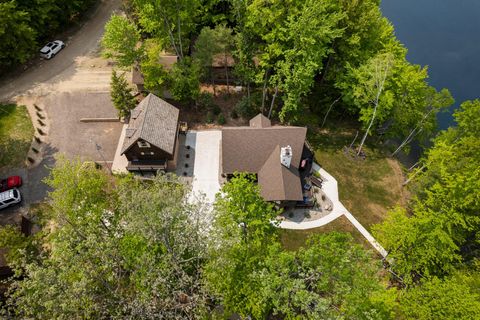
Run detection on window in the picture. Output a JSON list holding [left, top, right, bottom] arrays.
[[138, 141, 150, 148]]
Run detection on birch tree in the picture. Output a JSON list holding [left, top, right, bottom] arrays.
[[354, 53, 394, 156]]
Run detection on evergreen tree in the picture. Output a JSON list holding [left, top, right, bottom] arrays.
[[110, 70, 137, 119]]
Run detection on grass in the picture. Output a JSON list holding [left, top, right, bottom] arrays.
[[0, 104, 34, 168], [281, 120, 409, 251], [280, 215, 373, 252], [309, 122, 409, 230]]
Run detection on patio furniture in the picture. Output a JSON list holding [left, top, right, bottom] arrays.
[[310, 175, 323, 188], [179, 121, 188, 134]]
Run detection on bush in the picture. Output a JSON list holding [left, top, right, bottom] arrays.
[[234, 93, 261, 119], [231, 109, 238, 119], [212, 104, 222, 116], [206, 111, 214, 124], [197, 92, 214, 110], [217, 113, 226, 125]]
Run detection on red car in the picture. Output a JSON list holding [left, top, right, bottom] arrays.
[[0, 176, 22, 192]]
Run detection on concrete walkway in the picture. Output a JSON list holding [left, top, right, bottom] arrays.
[[279, 163, 388, 258], [111, 123, 128, 174]]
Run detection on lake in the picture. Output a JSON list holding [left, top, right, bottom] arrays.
[[381, 0, 480, 129]]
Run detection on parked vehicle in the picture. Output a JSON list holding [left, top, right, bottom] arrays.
[[0, 188, 21, 210], [39, 40, 65, 59], [0, 176, 22, 192]]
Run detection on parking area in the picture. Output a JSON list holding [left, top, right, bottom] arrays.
[[1, 91, 122, 224], [42, 91, 122, 162]]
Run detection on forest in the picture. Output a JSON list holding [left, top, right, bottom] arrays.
[[0, 0, 479, 319], [0, 0, 96, 70]]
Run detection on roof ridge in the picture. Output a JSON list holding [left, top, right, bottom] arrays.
[[260, 145, 287, 199], [138, 94, 152, 141]]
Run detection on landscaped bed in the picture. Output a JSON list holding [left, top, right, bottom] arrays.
[[0, 104, 34, 168]]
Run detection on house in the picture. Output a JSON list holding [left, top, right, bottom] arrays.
[[120, 93, 180, 173], [221, 113, 310, 207]]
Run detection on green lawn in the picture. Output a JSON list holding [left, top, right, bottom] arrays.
[[0, 104, 34, 168], [281, 121, 409, 251], [280, 215, 373, 252]]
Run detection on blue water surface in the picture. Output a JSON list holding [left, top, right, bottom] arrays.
[[381, 0, 480, 129]]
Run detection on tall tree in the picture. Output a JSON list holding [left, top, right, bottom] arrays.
[[399, 270, 480, 319], [257, 233, 397, 319], [245, 0, 345, 121], [373, 100, 480, 282], [0, 1, 36, 68], [342, 52, 394, 155], [132, 0, 200, 59], [110, 70, 137, 118], [102, 15, 143, 67], [0, 158, 210, 319], [204, 173, 280, 318]]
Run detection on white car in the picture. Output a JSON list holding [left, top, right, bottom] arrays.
[[0, 188, 21, 210], [39, 40, 65, 59]]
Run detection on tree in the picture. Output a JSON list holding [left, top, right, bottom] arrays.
[[257, 233, 397, 319], [170, 56, 201, 102], [245, 0, 345, 121], [399, 271, 480, 319], [194, 27, 219, 88], [204, 173, 280, 318], [1, 158, 210, 319], [102, 15, 143, 67], [110, 70, 137, 118], [140, 38, 170, 94], [132, 0, 200, 59], [373, 100, 480, 282], [205, 174, 396, 319], [0, 1, 36, 68], [345, 52, 394, 155]]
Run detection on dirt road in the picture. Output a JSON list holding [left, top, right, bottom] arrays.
[[0, 0, 121, 102]]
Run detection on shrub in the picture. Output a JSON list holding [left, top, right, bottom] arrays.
[[234, 92, 261, 119], [206, 111, 214, 124], [197, 92, 214, 110], [212, 104, 222, 116], [217, 113, 226, 125]]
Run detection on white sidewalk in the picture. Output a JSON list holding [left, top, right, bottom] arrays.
[[111, 123, 128, 174]]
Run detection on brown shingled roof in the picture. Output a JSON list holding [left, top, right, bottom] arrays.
[[221, 126, 306, 174], [249, 113, 271, 128], [258, 146, 303, 201], [121, 94, 179, 155], [221, 120, 307, 202]]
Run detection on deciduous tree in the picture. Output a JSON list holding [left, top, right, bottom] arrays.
[[102, 15, 143, 67]]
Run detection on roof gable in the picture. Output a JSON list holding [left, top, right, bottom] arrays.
[[249, 113, 271, 128], [121, 94, 179, 155], [257, 146, 303, 201]]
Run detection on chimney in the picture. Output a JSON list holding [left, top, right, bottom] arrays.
[[280, 145, 292, 168]]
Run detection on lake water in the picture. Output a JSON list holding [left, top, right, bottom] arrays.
[[381, 0, 480, 129]]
